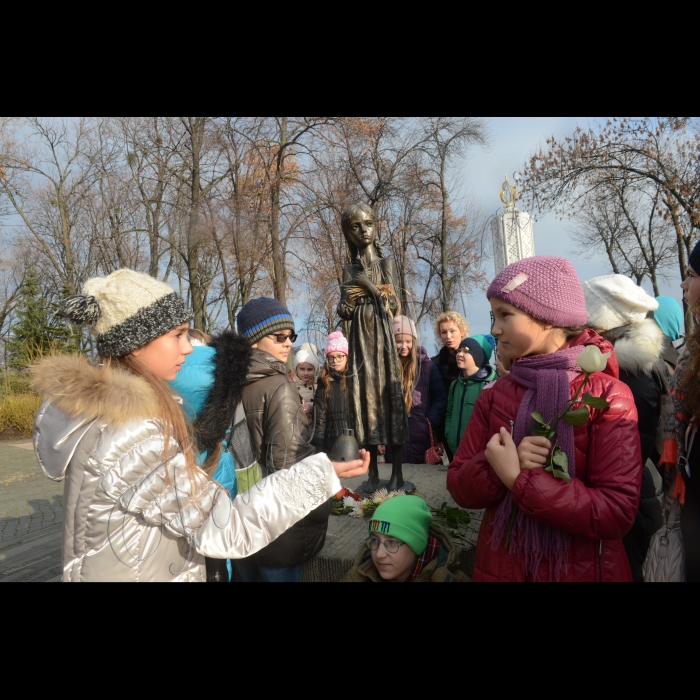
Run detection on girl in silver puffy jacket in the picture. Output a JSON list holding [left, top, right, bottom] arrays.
[[31, 269, 368, 583]]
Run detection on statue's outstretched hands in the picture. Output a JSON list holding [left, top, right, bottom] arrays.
[[332, 449, 370, 479]]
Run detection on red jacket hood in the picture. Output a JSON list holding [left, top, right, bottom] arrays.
[[566, 329, 619, 380]]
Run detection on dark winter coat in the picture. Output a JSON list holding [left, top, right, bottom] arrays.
[[445, 366, 498, 456], [341, 526, 469, 583], [313, 372, 354, 454], [432, 346, 461, 394], [387, 348, 449, 464], [447, 330, 642, 583], [605, 319, 669, 582], [198, 332, 331, 569]]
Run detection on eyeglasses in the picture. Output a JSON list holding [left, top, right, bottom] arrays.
[[366, 537, 406, 555], [327, 355, 346, 364], [267, 333, 298, 344]]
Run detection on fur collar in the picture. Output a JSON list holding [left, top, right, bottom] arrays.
[[31, 354, 159, 425], [195, 330, 254, 452], [611, 319, 665, 376]]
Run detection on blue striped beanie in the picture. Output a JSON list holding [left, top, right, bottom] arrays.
[[237, 298, 295, 345]]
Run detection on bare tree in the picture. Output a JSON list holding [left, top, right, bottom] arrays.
[[415, 117, 489, 312], [0, 118, 100, 296], [120, 118, 183, 278], [0, 253, 25, 363], [235, 117, 338, 306]]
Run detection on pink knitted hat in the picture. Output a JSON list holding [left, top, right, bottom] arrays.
[[325, 331, 349, 357], [487, 256, 588, 327], [393, 315, 417, 339]]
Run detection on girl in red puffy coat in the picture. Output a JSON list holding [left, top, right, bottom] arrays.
[[447, 257, 643, 582]]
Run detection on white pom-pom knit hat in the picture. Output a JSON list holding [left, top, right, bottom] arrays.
[[61, 269, 193, 358]]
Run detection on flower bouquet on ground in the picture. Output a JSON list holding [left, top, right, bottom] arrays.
[[331, 487, 362, 516], [348, 488, 406, 519]]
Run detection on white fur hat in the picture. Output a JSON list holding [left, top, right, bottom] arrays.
[[295, 343, 321, 372], [584, 274, 659, 330]]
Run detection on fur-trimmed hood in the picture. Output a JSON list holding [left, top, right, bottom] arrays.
[[608, 318, 665, 377], [31, 354, 159, 425], [194, 330, 254, 454]]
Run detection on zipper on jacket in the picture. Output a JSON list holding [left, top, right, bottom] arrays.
[[455, 379, 467, 449], [595, 541, 603, 583], [510, 421, 515, 439]]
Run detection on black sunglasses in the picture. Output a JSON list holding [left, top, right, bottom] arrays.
[[268, 333, 298, 344]]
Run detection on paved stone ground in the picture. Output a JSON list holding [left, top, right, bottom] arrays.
[[0, 442, 64, 541], [0, 441, 64, 582], [0, 525, 63, 582]]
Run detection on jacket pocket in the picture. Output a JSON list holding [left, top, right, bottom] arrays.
[[490, 404, 514, 433]]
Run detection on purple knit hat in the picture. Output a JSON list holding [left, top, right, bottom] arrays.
[[487, 256, 588, 327]]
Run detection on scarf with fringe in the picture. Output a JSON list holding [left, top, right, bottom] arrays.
[[491, 347, 584, 580]]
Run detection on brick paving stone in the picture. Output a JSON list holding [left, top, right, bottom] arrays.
[[0, 522, 63, 581], [0, 442, 64, 582], [0, 441, 64, 544]]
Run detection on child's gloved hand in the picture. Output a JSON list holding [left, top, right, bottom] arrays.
[[485, 428, 521, 491], [518, 437, 552, 471]]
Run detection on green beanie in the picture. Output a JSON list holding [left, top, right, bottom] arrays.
[[369, 496, 433, 556], [472, 334, 495, 362]]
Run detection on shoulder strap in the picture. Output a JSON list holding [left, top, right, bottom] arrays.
[[680, 424, 699, 478], [234, 403, 247, 427], [666, 498, 681, 534], [427, 419, 436, 448], [222, 404, 248, 452]]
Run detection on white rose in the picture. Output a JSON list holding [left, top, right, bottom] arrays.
[[577, 346, 612, 374]]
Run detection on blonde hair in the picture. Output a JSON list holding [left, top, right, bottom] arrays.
[[399, 342, 419, 416], [106, 355, 211, 489], [434, 312, 469, 344]]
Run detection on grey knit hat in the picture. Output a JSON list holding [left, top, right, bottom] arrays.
[[62, 269, 193, 357]]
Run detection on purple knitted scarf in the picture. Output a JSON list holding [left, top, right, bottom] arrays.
[[491, 346, 584, 580]]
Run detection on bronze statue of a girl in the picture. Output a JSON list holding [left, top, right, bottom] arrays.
[[338, 203, 412, 494]]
